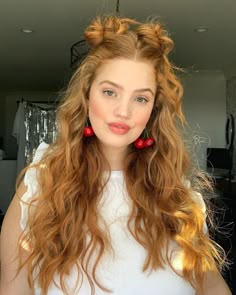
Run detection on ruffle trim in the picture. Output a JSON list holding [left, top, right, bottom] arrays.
[[20, 142, 49, 231]]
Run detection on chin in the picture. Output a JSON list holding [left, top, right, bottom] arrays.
[[100, 140, 131, 150]]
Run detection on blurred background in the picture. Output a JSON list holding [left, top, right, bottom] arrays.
[[0, 0, 235, 291]]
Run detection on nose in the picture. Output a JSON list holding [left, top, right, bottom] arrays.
[[114, 99, 131, 119]]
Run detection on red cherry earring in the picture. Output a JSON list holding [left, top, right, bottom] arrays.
[[134, 128, 155, 149], [83, 117, 94, 137]]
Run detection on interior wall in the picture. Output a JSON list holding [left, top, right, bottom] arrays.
[[0, 93, 6, 140], [181, 71, 226, 170]]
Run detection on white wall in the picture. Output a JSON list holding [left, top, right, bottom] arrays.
[[181, 71, 226, 170]]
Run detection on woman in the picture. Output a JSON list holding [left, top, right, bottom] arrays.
[[0, 16, 232, 295]]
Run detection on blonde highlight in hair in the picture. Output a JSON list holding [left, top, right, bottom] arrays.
[[18, 16, 226, 294]]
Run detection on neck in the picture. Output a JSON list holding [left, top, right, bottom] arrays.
[[101, 145, 128, 171]]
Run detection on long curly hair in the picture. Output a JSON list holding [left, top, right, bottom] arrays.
[[18, 16, 225, 294]]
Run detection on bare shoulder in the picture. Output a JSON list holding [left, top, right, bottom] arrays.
[[0, 181, 34, 295]]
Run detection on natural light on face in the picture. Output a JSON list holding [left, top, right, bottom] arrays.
[[88, 58, 156, 152]]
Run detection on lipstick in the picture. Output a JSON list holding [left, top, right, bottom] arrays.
[[108, 122, 130, 135]]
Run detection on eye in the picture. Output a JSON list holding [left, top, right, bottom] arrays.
[[135, 96, 148, 103], [103, 89, 116, 97]]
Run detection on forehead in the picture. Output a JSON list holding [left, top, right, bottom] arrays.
[[93, 58, 157, 90]]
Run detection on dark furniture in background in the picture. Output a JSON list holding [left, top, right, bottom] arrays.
[[211, 178, 236, 294], [207, 147, 234, 183]]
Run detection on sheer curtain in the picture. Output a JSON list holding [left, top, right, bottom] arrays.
[[12, 101, 57, 175]]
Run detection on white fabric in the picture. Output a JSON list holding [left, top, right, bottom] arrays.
[[20, 141, 49, 232], [20, 142, 208, 295]]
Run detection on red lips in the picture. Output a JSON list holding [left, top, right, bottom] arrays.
[[108, 122, 130, 135]]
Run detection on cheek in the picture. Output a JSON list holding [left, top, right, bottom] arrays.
[[135, 109, 153, 128], [88, 98, 104, 124]]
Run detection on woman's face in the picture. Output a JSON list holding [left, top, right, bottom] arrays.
[[88, 58, 156, 152]]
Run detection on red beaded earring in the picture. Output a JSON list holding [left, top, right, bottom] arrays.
[[83, 117, 94, 137], [134, 128, 155, 149]]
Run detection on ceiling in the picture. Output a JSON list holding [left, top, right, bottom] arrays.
[[1, 0, 236, 91]]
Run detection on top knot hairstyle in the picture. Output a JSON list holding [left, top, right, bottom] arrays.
[[84, 16, 174, 61], [18, 15, 226, 295], [85, 16, 181, 112], [84, 16, 137, 47]]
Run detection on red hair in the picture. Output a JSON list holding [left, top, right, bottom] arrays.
[[18, 16, 226, 295]]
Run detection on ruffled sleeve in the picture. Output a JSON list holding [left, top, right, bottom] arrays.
[[20, 142, 49, 232], [185, 180, 208, 234]]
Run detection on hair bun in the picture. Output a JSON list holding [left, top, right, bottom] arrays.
[[84, 16, 139, 47], [136, 23, 174, 56]]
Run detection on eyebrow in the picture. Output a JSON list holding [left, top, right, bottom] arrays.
[[98, 80, 155, 97]]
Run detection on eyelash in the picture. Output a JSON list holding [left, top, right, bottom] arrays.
[[102, 89, 149, 103], [135, 96, 149, 103], [103, 89, 116, 97]]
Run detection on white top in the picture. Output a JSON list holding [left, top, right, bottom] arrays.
[[20, 142, 206, 295]]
